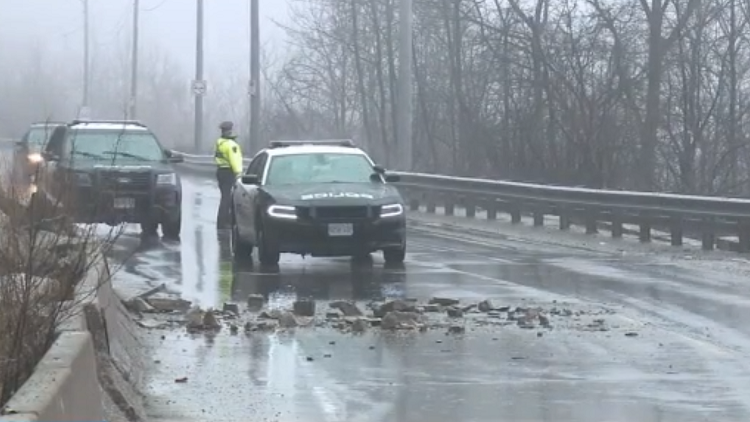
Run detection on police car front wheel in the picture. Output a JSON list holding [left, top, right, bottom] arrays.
[[383, 246, 406, 264]]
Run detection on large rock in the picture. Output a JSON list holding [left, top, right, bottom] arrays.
[[293, 299, 316, 316], [329, 301, 363, 317], [429, 297, 459, 306], [278, 311, 298, 328], [381, 311, 422, 330], [374, 300, 415, 317], [147, 297, 192, 312], [246, 294, 265, 311]]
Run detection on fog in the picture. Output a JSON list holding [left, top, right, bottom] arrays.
[[2, 0, 750, 195], [0, 0, 290, 143]]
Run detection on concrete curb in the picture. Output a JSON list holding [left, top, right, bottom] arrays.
[[0, 253, 146, 422]]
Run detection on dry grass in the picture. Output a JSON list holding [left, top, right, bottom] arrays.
[[0, 174, 123, 405]]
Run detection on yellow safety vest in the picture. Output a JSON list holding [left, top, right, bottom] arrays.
[[214, 137, 243, 175]]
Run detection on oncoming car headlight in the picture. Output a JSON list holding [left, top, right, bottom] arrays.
[[267, 205, 297, 219], [380, 203, 403, 218], [156, 173, 177, 185], [27, 153, 43, 163]]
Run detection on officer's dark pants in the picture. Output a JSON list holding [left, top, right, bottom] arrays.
[[216, 167, 235, 229]]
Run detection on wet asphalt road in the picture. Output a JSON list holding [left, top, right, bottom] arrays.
[[112, 173, 750, 422]]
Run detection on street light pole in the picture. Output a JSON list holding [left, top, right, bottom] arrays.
[[129, 0, 140, 118], [81, 0, 90, 117], [193, 0, 205, 152], [249, 0, 260, 153], [397, 0, 413, 170]]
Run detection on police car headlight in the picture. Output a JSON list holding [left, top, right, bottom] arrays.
[[267, 205, 297, 220], [380, 203, 404, 218], [156, 173, 177, 185], [27, 153, 43, 163]]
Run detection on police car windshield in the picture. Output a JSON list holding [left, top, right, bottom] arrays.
[[265, 153, 374, 185], [68, 130, 164, 162]]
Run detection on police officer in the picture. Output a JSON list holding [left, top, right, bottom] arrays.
[[214, 121, 243, 228]]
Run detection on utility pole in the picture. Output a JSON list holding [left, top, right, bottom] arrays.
[[129, 0, 140, 118], [193, 0, 204, 152], [81, 0, 90, 117], [397, 0, 413, 170], [249, 0, 261, 153]]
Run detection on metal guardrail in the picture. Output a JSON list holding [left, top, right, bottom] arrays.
[[173, 151, 750, 253]]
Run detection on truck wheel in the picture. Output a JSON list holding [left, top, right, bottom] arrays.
[[140, 221, 158, 238], [161, 217, 181, 240], [256, 222, 280, 266]]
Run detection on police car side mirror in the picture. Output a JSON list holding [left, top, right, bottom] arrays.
[[384, 174, 400, 183], [242, 174, 259, 184], [372, 165, 386, 174]]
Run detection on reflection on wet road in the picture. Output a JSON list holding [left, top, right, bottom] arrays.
[[119, 174, 750, 422]]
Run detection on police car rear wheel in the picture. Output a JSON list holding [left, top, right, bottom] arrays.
[[383, 246, 406, 264], [231, 219, 253, 261]]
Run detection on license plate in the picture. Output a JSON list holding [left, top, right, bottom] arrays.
[[113, 197, 135, 209], [327, 223, 353, 236]]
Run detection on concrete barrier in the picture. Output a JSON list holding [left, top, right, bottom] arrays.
[[0, 253, 147, 422]]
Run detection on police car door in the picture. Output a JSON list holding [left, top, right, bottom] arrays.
[[237, 153, 266, 237]]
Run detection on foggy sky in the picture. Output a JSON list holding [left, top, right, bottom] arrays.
[[0, 0, 290, 80]]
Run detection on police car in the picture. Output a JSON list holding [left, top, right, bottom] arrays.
[[230, 140, 406, 266], [35, 119, 184, 238]]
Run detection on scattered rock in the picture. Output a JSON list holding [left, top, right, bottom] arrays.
[[293, 299, 316, 317], [185, 307, 204, 330], [222, 302, 240, 315], [244, 321, 253, 332], [259, 309, 283, 319], [202, 310, 221, 330], [175, 377, 188, 383], [136, 283, 167, 300], [124, 297, 154, 313], [351, 318, 368, 333], [246, 294, 265, 311], [429, 297, 459, 306], [255, 320, 278, 331], [376, 300, 416, 316], [229, 324, 239, 334], [477, 299, 494, 312], [447, 325, 465, 334], [278, 311, 298, 328], [325, 311, 340, 319], [381, 311, 422, 330], [423, 304, 442, 312], [446, 307, 463, 318], [147, 297, 192, 312], [625, 332, 638, 337], [539, 314, 551, 328], [137, 318, 168, 329], [329, 301, 363, 317]]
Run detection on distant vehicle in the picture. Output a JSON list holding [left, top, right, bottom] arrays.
[[13, 121, 65, 182], [35, 119, 184, 238], [230, 139, 406, 266]]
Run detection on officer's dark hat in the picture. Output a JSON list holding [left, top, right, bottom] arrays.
[[219, 121, 235, 137]]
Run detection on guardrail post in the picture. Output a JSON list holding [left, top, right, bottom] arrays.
[[701, 217, 715, 250], [426, 195, 436, 214], [533, 208, 544, 227], [738, 219, 750, 253], [509, 203, 521, 224], [558, 206, 570, 230], [638, 211, 651, 243], [444, 197, 455, 216], [610, 212, 623, 238], [465, 201, 476, 218], [408, 192, 420, 211], [585, 209, 598, 234], [669, 215, 683, 246], [485, 201, 497, 220]]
